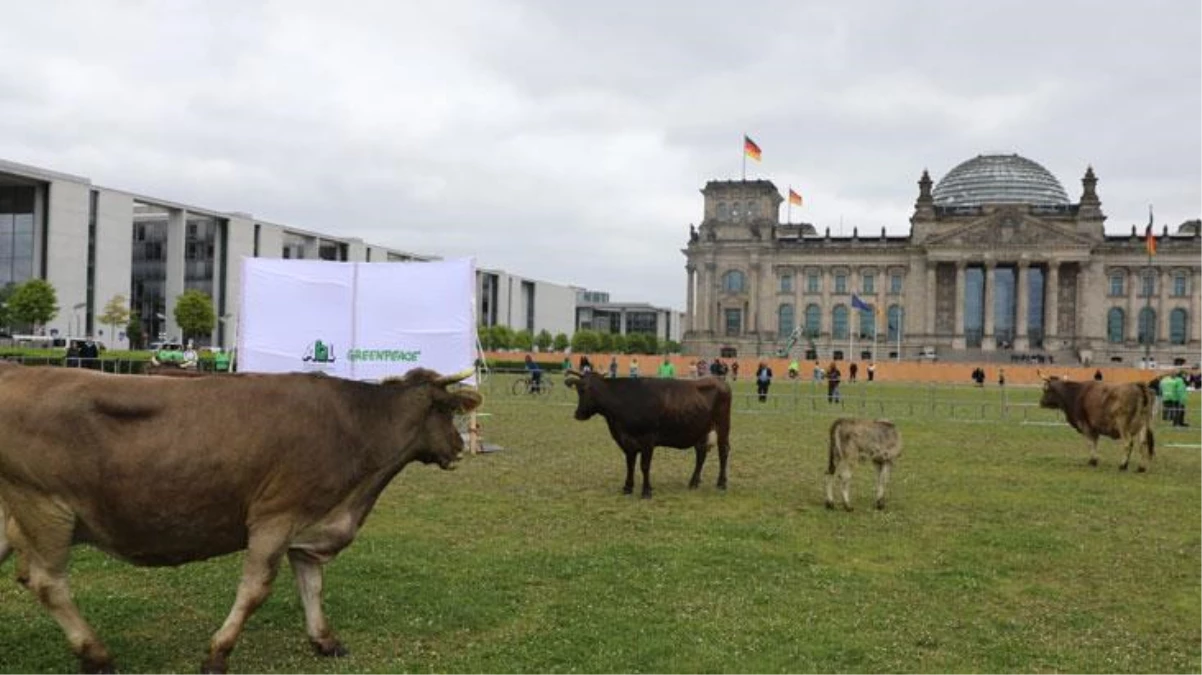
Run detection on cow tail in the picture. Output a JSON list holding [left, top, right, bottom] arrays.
[[1146, 427, 1155, 458], [827, 423, 839, 476], [1140, 383, 1156, 458]]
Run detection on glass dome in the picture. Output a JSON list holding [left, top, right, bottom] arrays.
[[932, 154, 1069, 207]]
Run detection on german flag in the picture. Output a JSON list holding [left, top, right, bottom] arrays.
[[1145, 208, 1157, 256], [788, 188, 803, 206], [743, 135, 762, 162]]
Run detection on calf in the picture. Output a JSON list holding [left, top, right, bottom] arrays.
[[824, 418, 902, 511], [1037, 370, 1155, 471], [563, 370, 732, 498]]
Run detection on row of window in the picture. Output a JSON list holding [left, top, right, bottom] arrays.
[[723, 303, 906, 341], [723, 269, 905, 295], [1106, 307, 1190, 345], [714, 201, 762, 221], [1108, 270, 1192, 297]]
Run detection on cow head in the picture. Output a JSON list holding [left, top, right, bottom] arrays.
[[563, 369, 607, 421], [386, 368, 482, 469], [1036, 369, 1065, 409]]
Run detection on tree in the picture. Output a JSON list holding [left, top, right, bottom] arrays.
[[99, 294, 131, 346], [535, 329, 553, 352], [173, 289, 215, 342], [513, 329, 533, 351], [611, 333, 628, 354], [663, 339, 682, 354], [625, 332, 648, 355], [126, 311, 145, 350], [491, 325, 514, 350], [644, 334, 659, 355], [8, 279, 58, 333], [571, 329, 600, 354], [553, 332, 570, 351], [597, 331, 613, 352]]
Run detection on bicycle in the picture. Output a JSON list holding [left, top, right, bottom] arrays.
[[511, 375, 554, 396]]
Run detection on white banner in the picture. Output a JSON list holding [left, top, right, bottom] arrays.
[[237, 257, 476, 382]]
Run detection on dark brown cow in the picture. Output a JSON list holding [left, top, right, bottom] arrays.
[[563, 370, 732, 498], [0, 363, 480, 673], [1037, 370, 1155, 471]]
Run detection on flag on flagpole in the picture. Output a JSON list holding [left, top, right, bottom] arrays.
[[788, 188, 803, 206], [743, 135, 762, 162], [1145, 207, 1157, 257], [851, 294, 873, 313]]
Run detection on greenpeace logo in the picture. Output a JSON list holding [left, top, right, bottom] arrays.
[[347, 349, 422, 363]]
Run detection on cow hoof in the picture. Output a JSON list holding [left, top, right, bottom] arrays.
[[312, 640, 350, 658], [1137, 466, 1147, 473], [843, 505, 854, 512], [824, 500, 835, 510], [875, 500, 886, 510], [716, 481, 727, 491], [641, 492, 652, 500], [200, 657, 228, 674], [1088, 458, 1099, 467], [621, 486, 633, 495], [1119, 463, 1129, 472], [80, 658, 115, 674], [688, 481, 700, 490]]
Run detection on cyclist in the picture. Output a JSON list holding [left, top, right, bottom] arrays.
[[524, 354, 543, 393]]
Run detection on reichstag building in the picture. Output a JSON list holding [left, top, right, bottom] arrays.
[[682, 153, 1201, 367]]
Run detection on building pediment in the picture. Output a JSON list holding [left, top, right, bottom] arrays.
[[924, 209, 1094, 250]]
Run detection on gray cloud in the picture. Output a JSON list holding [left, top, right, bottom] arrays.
[[1, 0, 1197, 309]]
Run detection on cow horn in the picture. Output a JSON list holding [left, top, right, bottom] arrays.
[[1036, 368, 1049, 382], [564, 369, 582, 387], [436, 368, 475, 386]]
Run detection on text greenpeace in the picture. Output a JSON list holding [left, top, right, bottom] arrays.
[[347, 348, 422, 363]]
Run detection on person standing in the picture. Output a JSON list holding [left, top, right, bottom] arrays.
[[656, 356, 676, 378], [608, 356, 619, 379], [997, 367, 1006, 388], [629, 356, 640, 379], [730, 361, 739, 381], [849, 362, 858, 382], [826, 362, 842, 403], [579, 355, 593, 374], [755, 361, 773, 402], [1093, 369, 1103, 381], [867, 362, 876, 382], [1162, 371, 1188, 427]]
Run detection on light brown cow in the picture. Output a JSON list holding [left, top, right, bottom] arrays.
[[824, 418, 903, 511], [1037, 369, 1155, 471], [0, 363, 480, 673]]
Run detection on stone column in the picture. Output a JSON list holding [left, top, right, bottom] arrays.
[[1156, 268, 1169, 349], [793, 266, 803, 337], [685, 264, 696, 334], [748, 258, 760, 336], [1193, 269, 1202, 347], [820, 267, 832, 341], [982, 261, 997, 351], [1014, 261, 1030, 351], [703, 262, 716, 334], [1126, 266, 1138, 343], [925, 261, 937, 340], [1045, 262, 1060, 345], [952, 261, 966, 350]]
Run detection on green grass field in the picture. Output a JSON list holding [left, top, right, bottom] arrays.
[[0, 376, 1198, 673]]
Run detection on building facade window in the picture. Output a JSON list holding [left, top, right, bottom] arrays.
[[716, 202, 728, 219], [724, 308, 742, 336], [1109, 273, 1124, 297], [857, 306, 875, 339], [722, 270, 746, 293], [777, 303, 794, 336], [1173, 273, 1187, 297], [1138, 307, 1156, 345], [862, 272, 875, 294], [834, 273, 847, 295], [832, 305, 848, 340], [887, 305, 902, 342], [1140, 271, 1156, 298], [807, 271, 820, 294], [0, 186, 36, 287], [889, 272, 903, 295], [1107, 307, 1125, 343], [1169, 308, 1188, 345], [804, 303, 821, 336], [779, 273, 793, 293]]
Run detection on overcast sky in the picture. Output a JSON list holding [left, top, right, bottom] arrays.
[[2, 1, 1198, 310]]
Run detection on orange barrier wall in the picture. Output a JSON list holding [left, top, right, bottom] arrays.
[[487, 352, 1182, 386]]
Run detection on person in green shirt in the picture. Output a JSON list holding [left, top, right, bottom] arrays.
[[213, 350, 232, 373], [656, 357, 676, 378], [151, 345, 186, 367], [1161, 372, 1189, 427]]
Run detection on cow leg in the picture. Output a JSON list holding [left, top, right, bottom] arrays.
[[203, 529, 289, 674], [824, 468, 837, 510], [622, 450, 637, 495], [874, 461, 892, 510], [839, 464, 854, 511], [1118, 434, 1135, 471], [689, 439, 708, 489], [715, 434, 730, 491], [639, 448, 655, 499], [1087, 435, 1100, 467], [288, 551, 349, 658], [8, 512, 112, 673]]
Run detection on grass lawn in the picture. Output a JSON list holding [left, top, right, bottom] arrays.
[[0, 376, 1198, 673]]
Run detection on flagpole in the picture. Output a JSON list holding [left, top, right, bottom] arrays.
[[787, 186, 792, 224], [897, 306, 903, 363], [1143, 204, 1154, 368], [742, 133, 746, 181]]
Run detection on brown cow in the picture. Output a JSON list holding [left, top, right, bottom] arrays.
[[563, 370, 732, 498], [1037, 369, 1155, 471], [0, 363, 480, 673], [824, 418, 903, 511]]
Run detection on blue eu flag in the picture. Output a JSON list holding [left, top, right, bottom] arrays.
[[851, 294, 874, 313]]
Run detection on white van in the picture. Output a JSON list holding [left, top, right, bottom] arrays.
[[918, 346, 938, 362]]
